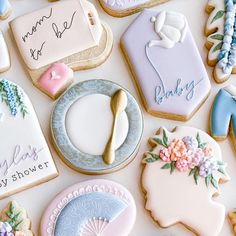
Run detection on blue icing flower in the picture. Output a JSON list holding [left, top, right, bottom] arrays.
[[55, 192, 128, 236]]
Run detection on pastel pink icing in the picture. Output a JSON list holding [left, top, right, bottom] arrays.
[[37, 63, 73, 97], [40, 179, 136, 236]]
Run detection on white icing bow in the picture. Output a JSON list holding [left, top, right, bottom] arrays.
[[149, 11, 188, 49]]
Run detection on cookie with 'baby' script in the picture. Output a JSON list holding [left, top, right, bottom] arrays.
[[0, 79, 58, 199], [142, 126, 229, 236], [121, 10, 211, 121]]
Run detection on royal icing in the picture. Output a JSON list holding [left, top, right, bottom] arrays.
[[0, 79, 58, 199], [51, 79, 143, 174], [0, 0, 11, 19], [121, 10, 211, 120], [40, 179, 136, 236], [10, 0, 103, 70], [142, 126, 230, 236], [0, 201, 33, 236], [210, 85, 236, 142], [66, 93, 129, 156], [0, 31, 10, 72], [98, 0, 169, 16], [37, 63, 74, 98], [205, 0, 236, 82]]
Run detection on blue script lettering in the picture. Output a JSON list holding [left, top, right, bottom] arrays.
[[155, 78, 203, 105]]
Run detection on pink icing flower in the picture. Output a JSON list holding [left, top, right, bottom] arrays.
[[176, 157, 189, 172], [203, 147, 213, 157], [168, 139, 187, 161], [159, 148, 171, 162], [187, 148, 205, 169]]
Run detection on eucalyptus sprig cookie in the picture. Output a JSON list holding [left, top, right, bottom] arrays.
[[205, 0, 236, 83], [10, 0, 113, 99], [142, 126, 229, 236], [0, 201, 33, 236]]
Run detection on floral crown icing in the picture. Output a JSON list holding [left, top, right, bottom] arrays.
[[143, 126, 229, 190]]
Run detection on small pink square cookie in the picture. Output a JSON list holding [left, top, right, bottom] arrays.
[[37, 63, 74, 99]]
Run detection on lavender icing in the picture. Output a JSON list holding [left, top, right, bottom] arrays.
[[121, 10, 211, 120]]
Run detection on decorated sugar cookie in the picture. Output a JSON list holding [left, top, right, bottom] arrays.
[[0, 0, 12, 20], [0, 201, 33, 236], [121, 10, 211, 121], [0, 30, 10, 72], [205, 0, 236, 83], [228, 210, 236, 235], [10, 0, 113, 99], [0, 79, 58, 199], [142, 126, 229, 236], [40, 179, 136, 236], [98, 0, 169, 17], [210, 85, 236, 148], [51, 79, 143, 174]]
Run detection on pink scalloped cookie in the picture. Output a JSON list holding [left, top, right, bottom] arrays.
[[40, 179, 136, 236], [142, 126, 229, 236], [37, 63, 73, 99]]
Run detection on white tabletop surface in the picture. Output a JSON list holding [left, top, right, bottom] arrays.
[[0, 0, 235, 235]]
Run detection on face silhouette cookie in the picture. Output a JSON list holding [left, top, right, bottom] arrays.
[[0, 201, 33, 236], [121, 10, 211, 121], [142, 126, 229, 236], [0, 79, 58, 200], [205, 0, 236, 83]]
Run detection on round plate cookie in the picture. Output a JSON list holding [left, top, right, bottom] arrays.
[[51, 79, 143, 174], [40, 179, 136, 236]]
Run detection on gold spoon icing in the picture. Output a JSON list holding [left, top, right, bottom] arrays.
[[103, 89, 128, 165]]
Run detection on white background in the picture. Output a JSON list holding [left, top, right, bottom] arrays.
[[0, 0, 235, 235]]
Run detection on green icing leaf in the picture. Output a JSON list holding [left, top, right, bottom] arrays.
[[211, 175, 219, 189], [189, 168, 196, 176], [212, 42, 223, 53], [218, 166, 226, 175], [161, 163, 171, 169], [153, 138, 164, 146], [211, 10, 225, 24], [210, 34, 224, 41], [5, 202, 23, 231], [163, 129, 168, 147], [205, 175, 212, 187], [199, 142, 207, 149], [170, 162, 176, 174], [143, 152, 160, 163], [217, 161, 225, 166], [194, 169, 199, 185], [196, 133, 201, 148]]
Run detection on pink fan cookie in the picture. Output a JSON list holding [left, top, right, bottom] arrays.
[[142, 126, 229, 236], [40, 179, 136, 236]]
